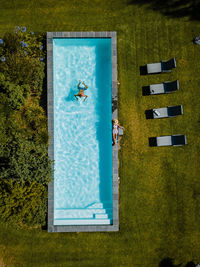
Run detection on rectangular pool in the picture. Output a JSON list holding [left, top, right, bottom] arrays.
[[47, 32, 118, 232], [53, 38, 112, 225]]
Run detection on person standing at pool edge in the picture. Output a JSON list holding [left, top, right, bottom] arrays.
[[74, 80, 88, 102]]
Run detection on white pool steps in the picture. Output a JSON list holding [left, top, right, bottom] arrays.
[[54, 219, 111, 225], [95, 213, 108, 219], [55, 209, 109, 219], [54, 202, 112, 225], [87, 202, 104, 208]]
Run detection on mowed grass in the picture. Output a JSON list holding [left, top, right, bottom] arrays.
[[1, 0, 200, 266]]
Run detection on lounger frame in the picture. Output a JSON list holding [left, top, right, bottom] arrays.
[[147, 58, 176, 74], [145, 105, 183, 119], [149, 135, 187, 147], [149, 80, 179, 95]]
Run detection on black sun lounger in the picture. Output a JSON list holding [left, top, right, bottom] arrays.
[[149, 80, 179, 95], [145, 105, 183, 119], [149, 135, 187, 147], [147, 58, 176, 74]]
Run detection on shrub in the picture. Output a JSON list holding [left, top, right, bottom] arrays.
[[21, 103, 49, 145], [0, 179, 48, 226], [0, 138, 52, 185], [0, 28, 45, 96], [0, 27, 51, 228], [0, 52, 44, 96], [22, 104, 47, 131], [0, 73, 30, 110], [0, 111, 51, 185], [0, 102, 9, 146], [2, 28, 45, 59]]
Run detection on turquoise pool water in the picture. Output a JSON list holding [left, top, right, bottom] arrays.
[[53, 38, 113, 225]]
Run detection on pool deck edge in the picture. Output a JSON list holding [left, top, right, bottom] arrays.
[[47, 32, 119, 233]]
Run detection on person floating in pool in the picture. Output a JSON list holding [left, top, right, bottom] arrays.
[[74, 80, 88, 102], [112, 119, 124, 146]]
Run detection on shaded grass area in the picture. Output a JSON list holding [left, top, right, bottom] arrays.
[[127, 0, 200, 21], [1, 0, 200, 266]]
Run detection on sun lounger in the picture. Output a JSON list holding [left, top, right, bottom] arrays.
[[149, 135, 187, 147], [145, 105, 183, 119], [147, 58, 176, 74], [149, 80, 179, 95]]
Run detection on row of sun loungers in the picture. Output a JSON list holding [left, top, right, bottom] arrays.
[[144, 58, 187, 147]]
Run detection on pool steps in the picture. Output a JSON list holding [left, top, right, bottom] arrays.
[[54, 202, 112, 225], [95, 213, 108, 219], [54, 219, 111, 225], [86, 202, 104, 209]]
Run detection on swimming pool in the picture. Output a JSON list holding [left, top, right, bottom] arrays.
[[47, 32, 118, 232], [53, 38, 113, 225]]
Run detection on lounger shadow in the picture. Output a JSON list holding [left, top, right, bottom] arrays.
[[142, 86, 151, 96], [140, 66, 147, 75]]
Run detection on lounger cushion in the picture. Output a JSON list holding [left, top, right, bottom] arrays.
[[156, 136, 172, 146], [153, 108, 168, 118], [150, 83, 165, 94], [147, 63, 162, 74]]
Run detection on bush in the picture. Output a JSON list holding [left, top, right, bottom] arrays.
[[0, 138, 52, 185], [21, 103, 49, 145], [0, 73, 30, 110], [0, 179, 48, 226], [0, 27, 51, 228], [22, 104, 47, 130], [0, 52, 44, 96], [2, 27, 45, 59], [0, 28, 45, 96]]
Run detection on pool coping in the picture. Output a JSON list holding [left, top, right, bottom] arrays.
[[47, 32, 118, 232]]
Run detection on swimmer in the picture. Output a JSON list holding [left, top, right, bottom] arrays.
[[74, 80, 88, 102], [112, 119, 124, 146]]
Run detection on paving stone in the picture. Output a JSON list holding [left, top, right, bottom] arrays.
[[47, 38, 53, 45], [95, 32, 101, 37], [76, 32, 82, 37], [112, 87, 117, 96], [112, 37, 117, 45], [102, 32, 107, 37], [47, 32, 53, 38]]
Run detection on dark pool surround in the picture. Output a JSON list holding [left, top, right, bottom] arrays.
[[47, 32, 118, 232]]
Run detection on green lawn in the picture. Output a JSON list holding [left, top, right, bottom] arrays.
[[1, 0, 200, 266]]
